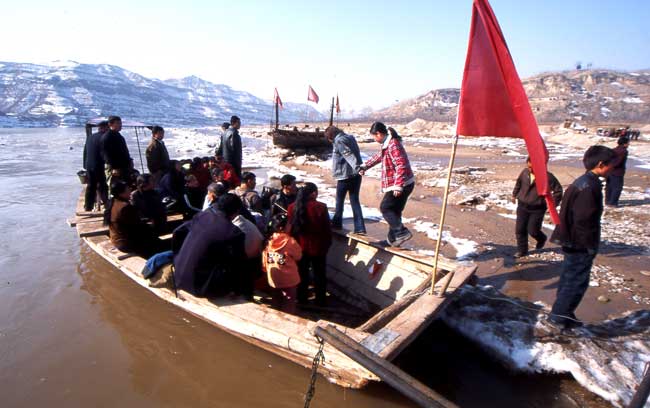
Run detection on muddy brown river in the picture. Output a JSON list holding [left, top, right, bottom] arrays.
[[0, 128, 607, 407]]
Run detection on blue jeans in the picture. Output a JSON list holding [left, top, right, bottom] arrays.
[[550, 249, 596, 325], [605, 175, 624, 206], [332, 175, 366, 233]]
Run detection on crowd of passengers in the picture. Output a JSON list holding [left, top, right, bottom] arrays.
[[84, 115, 332, 312]]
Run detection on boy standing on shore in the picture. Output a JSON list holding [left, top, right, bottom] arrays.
[[512, 157, 563, 258], [548, 145, 616, 329]]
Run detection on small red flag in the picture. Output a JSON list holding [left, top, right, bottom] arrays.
[[307, 85, 319, 103], [457, 0, 559, 224], [274, 88, 283, 109], [335, 94, 341, 113]]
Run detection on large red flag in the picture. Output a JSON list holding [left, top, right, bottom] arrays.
[[307, 85, 319, 103], [274, 87, 283, 109], [457, 0, 559, 224], [336, 94, 341, 113]]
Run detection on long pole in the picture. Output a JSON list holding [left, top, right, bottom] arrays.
[[329, 97, 334, 127], [275, 99, 279, 130], [430, 134, 459, 295], [134, 127, 145, 174]]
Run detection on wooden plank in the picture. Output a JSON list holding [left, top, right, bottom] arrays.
[[314, 324, 458, 408], [377, 264, 477, 360], [77, 220, 107, 237]]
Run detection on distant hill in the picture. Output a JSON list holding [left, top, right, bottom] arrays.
[[0, 61, 324, 127], [372, 69, 650, 124]]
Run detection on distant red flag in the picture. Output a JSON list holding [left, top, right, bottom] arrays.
[[274, 87, 283, 109], [335, 94, 341, 113], [307, 85, 319, 103], [457, 0, 559, 224]]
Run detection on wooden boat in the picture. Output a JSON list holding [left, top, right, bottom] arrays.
[[69, 189, 476, 388], [269, 97, 334, 150]]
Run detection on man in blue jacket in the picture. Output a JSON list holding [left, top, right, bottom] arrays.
[[325, 126, 366, 234]]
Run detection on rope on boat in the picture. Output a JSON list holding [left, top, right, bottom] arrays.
[[303, 336, 325, 408]]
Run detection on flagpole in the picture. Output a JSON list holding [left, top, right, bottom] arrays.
[[429, 133, 459, 296]]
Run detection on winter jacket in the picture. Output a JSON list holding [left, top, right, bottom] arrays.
[[513, 168, 563, 209], [84, 131, 106, 172], [270, 191, 296, 216], [363, 135, 415, 192], [145, 138, 170, 175], [287, 199, 332, 257], [610, 145, 628, 177], [109, 198, 151, 251], [130, 189, 167, 233], [217, 128, 242, 177], [263, 232, 302, 289], [235, 186, 263, 213], [550, 171, 603, 251], [232, 215, 264, 258], [101, 130, 131, 170], [332, 131, 363, 180], [173, 207, 245, 296]]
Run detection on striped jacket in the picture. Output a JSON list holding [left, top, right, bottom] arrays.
[[363, 135, 415, 192]]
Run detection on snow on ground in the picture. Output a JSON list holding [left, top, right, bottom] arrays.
[[443, 285, 650, 408]]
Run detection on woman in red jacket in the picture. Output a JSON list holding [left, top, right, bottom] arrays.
[[360, 122, 415, 247], [287, 182, 332, 305]]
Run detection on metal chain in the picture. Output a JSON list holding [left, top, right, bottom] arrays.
[[304, 336, 325, 408]]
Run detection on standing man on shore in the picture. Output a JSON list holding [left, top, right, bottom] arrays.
[[549, 145, 616, 329], [325, 126, 366, 234], [605, 136, 630, 207], [101, 116, 132, 192], [146, 125, 170, 187], [217, 115, 242, 178], [83, 120, 109, 211]]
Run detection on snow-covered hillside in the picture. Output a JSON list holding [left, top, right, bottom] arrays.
[[0, 61, 324, 127]]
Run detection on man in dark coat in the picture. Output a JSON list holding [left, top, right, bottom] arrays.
[[512, 156, 563, 257], [216, 115, 242, 178], [145, 125, 170, 186], [173, 193, 245, 297], [101, 116, 132, 191], [549, 145, 616, 329], [83, 120, 109, 210], [605, 136, 630, 207], [270, 174, 297, 216]]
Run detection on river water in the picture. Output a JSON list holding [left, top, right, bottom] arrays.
[[0, 128, 603, 408]]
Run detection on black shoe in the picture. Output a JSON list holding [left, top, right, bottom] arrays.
[[514, 251, 528, 258], [391, 229, 413, 247], [535, 237, 547, 250]]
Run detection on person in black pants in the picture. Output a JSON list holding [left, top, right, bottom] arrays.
[[605, 136, 629, 207], [549, 145, 616, 329], [512, 156, 563, 258], [83, 121, 109, 211], [326, 126, 366, 234]]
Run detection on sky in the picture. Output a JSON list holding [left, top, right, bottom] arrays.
[[2, 0, 649, 112]]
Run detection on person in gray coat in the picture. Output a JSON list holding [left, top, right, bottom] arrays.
[[217, 115, 243, 178], [325, 126, 366, 234]]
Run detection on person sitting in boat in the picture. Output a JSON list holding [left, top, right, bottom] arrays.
[[235, 172, 263, 213], [216, 115, 243, 178], [270, 174, 297, 216], [263, 214, 302, 313], [190, 156, 211, 191], [145, 125, 170, 187], [360, 122, 415, 247], [173, 193, 246, 298], [325, 125, 366, 235], [232, 207, 265, 299], [104, 179, 164, 258], [212, 156, 240, 188], [130, 173, 167, 235], [158, 160, 188, 214], [287, 182, 332, 306], [202, 181, 228, 210], [183, 174, 205, 215]]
